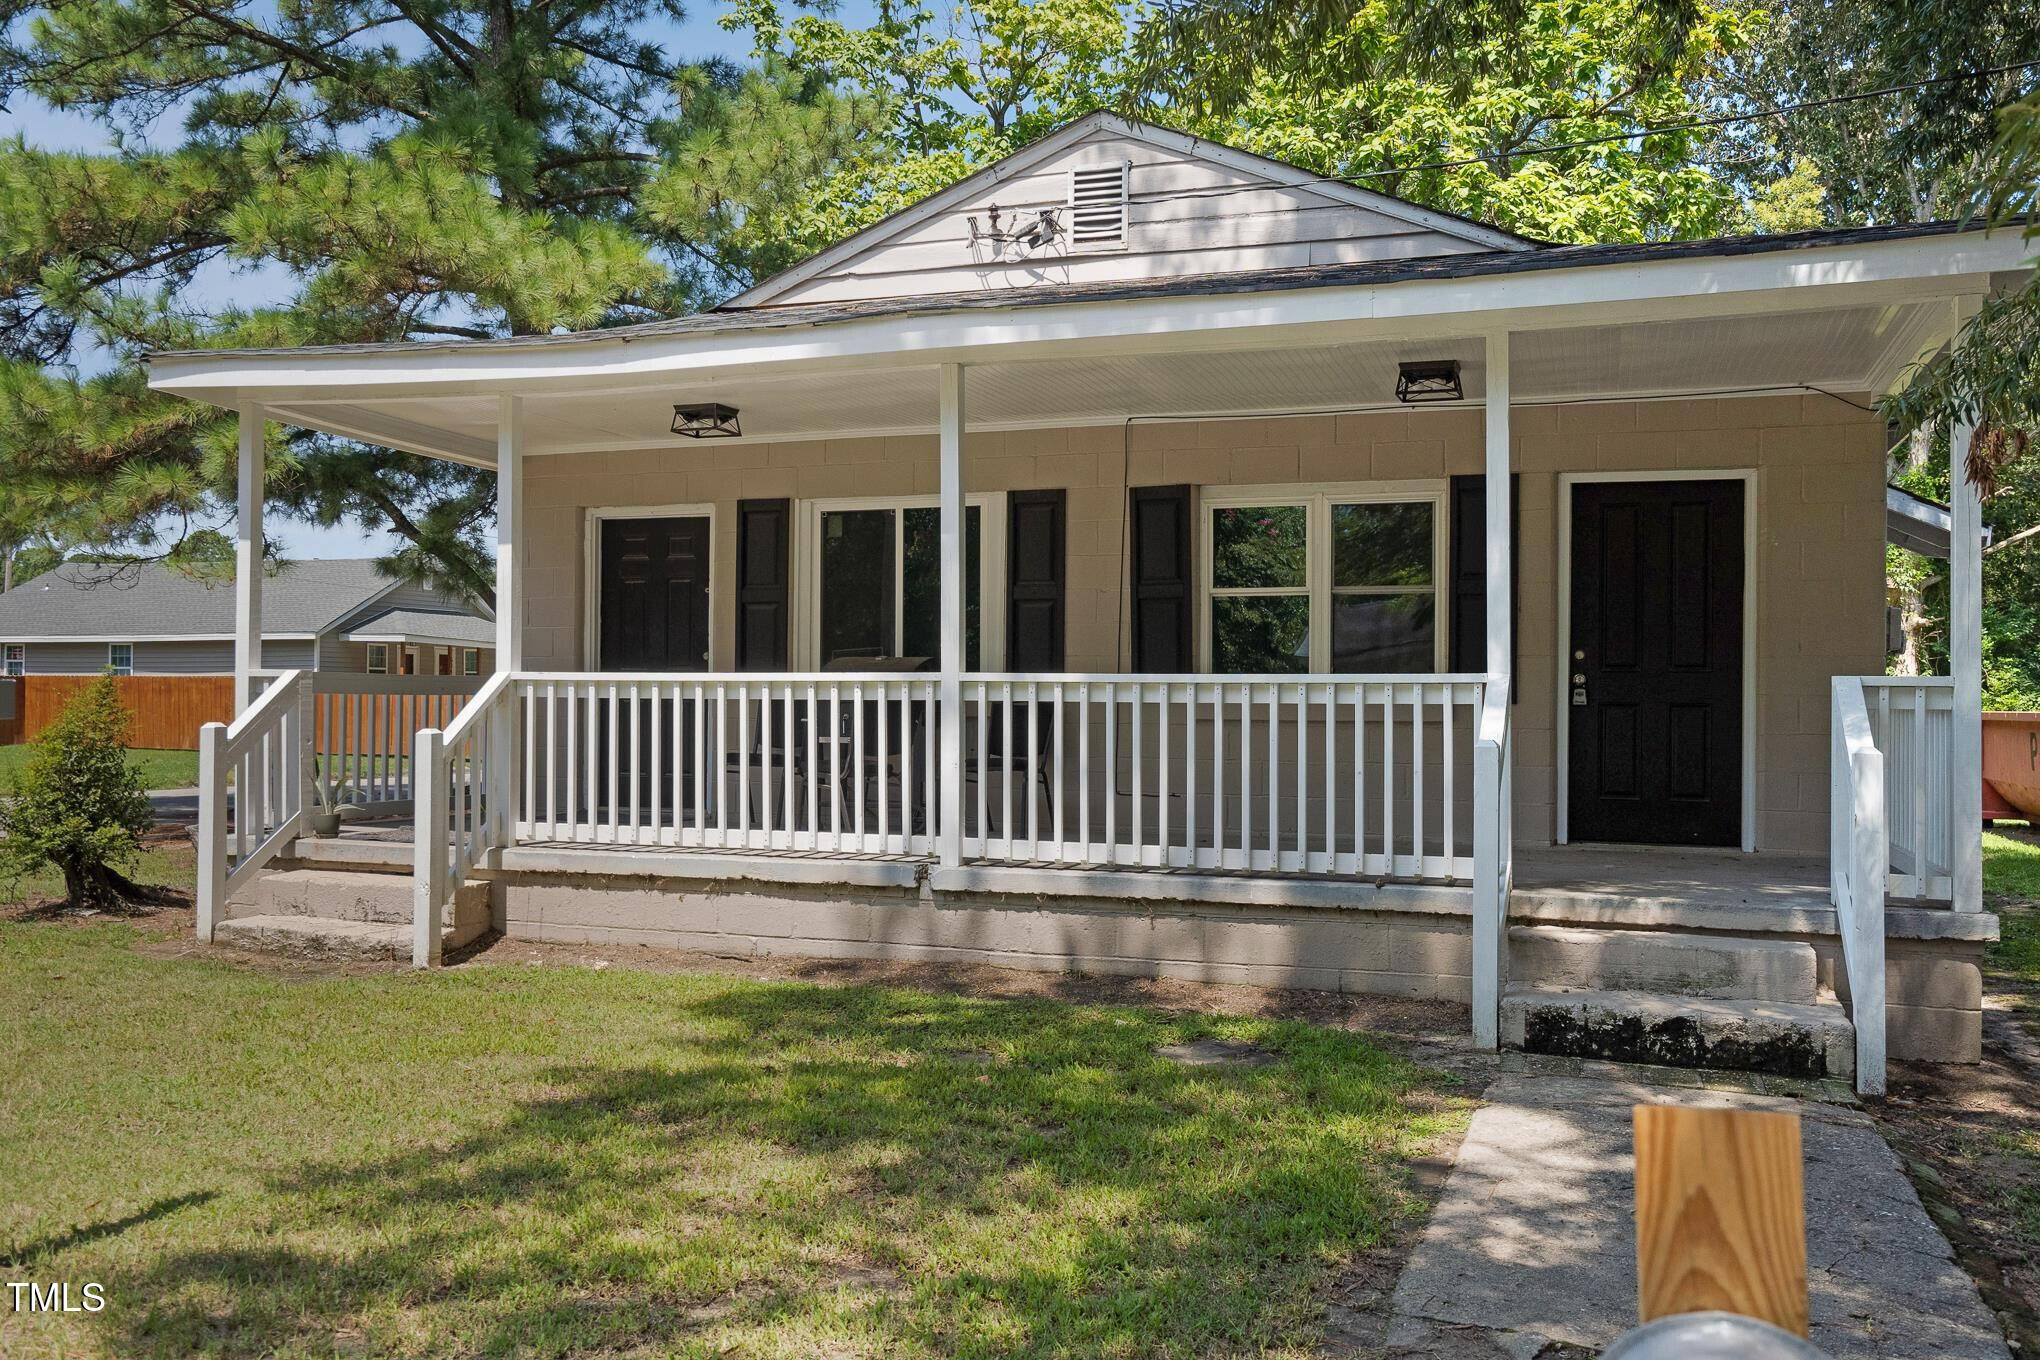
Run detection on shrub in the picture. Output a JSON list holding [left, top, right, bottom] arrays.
[[0, 675, 162, 910]]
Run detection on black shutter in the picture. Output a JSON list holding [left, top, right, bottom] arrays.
[[1007, 489, 1066, 670], [735, 498, 790, 670], [1129, 484, 1193, 672], [1449, 474, 1519, 689]]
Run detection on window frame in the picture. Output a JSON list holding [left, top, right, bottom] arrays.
[[107, 642, 135, 677], [3, 643, 22, 676], [793, 493, 1007, 670], [461, 647, 480, 676], [1198, 481, 1449, 675], [365, 643, 389, 674]]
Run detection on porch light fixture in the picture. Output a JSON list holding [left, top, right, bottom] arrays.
[[671, 401, 742, 439], [1395, 359, 1463, 404]]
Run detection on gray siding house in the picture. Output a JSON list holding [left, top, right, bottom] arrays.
[[0, 559, 493, 679]]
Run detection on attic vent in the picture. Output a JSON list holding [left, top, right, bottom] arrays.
[[1069, 164, 1129, 247]]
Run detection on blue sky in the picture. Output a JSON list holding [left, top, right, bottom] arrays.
[[3, 1, 876, 559]]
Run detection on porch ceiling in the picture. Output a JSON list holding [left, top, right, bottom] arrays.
[[260, 299, 1943, 462]]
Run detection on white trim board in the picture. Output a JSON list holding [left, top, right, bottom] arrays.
[[146, 234, 2023, 404], [1553, 469, 1760, 853], [580, 503, 717, 670]]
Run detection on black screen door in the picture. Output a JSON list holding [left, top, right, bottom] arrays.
[[599, 516, 710, 671], [1568, 480, 1743, 846]]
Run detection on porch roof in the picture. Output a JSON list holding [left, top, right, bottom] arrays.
[[144, 222, 2034, 466]]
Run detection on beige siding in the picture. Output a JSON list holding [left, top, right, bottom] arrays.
[[520, 393, 1886, 853], [768, 128, 1495, 306]]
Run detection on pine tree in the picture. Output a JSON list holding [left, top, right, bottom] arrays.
[[0, 4, 883, 600]]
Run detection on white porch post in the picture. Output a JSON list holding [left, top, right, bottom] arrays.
[[1471, 331, 1513, 1050], [493, 395, 524, 850], [1950, 407, 1984, 914], [938, 364, 966, 868], [1485, 333, 1512, 675], [233, 403, 264, 712], [495, 395, 524, 670]]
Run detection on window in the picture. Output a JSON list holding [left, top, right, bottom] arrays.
[[462, 648, 480, 675], [801, 496, 1003, 668], [107, 643, 134, 676], [1203, 485, 1444, 674], [365, 643, 389, 674], [3, 644, 22, 676]]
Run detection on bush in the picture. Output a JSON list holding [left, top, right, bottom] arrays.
[[0, 675, 162, 910]]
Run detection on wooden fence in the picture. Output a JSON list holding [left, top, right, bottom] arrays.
[[0, 675, 235, 750]]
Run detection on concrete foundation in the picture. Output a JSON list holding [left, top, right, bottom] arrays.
[[479, 863, 1989, 1063]]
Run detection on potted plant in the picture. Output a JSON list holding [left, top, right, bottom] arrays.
[[305, 752, 343, 838]]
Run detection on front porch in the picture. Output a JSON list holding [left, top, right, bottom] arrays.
[[158, 204, 2030, 1098]]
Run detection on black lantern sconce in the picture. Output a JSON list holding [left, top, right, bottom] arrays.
[[1394, 359, 1464, 404], [671, 402, 742, 438]]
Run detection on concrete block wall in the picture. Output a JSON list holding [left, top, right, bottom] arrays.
[[493, 872, 1475, 1002], [519, 392, 1889, 854]]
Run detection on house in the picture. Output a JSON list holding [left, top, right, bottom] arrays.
[[0, 558, 493, 748], [145, 113, 2028, 1094]]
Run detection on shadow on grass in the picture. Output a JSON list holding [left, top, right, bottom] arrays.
[[2, 1191, 217, 1269], [103, 981, 1459, 1359]]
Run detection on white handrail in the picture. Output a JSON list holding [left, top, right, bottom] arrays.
[[196, 669, 309, 940], [412, 670, 515, 966], [1830, 676, 1887, 1095], [1471, 675, 1511, 1050]]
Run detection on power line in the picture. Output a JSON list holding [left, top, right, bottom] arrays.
[[1145, 57, 2040, 207]]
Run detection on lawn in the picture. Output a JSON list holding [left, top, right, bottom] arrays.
[[1984, 830, 2039, 1023], [0, 918, 1464, 1359], [0, 743, 198, 791]]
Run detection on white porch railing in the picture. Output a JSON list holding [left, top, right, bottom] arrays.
[[955, 674, 1487, 874], [506, 673, 944, 856], [1830, 676, 1890, 1095], [413, 671, 515, 966], [1858, 677, 1956, 904], [196, 669, 310, 940], [194, 671, 492, 938]]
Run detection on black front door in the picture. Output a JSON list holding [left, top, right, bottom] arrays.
[[595, 516, 710, 825], [1568, 480, 1743, 846], [599, 516, 710, 671]]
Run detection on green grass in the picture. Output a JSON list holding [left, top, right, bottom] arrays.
[[1985, 830, 2040, 984], [0, 743, 198, 791], [0, 921, 1463, 1359], [0, 843, 195, 909]]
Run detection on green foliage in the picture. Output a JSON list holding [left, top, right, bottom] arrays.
[[729, 0, 1756, 245], [1736, 158, 1828, 234], [0, 2, 885, 599], [0, 674, 156, 910]]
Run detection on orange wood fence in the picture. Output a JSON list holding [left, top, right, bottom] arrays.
[[0, 675, 235, 751]]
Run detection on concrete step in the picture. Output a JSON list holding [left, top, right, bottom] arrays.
[[1501, 985, 1854, 1082], [215, 912, 484, 962], [229, 866, 486, 927], [1508, 924, 1819, 1004]]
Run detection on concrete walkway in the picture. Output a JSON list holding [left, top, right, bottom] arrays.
[[1375, 1074, 2009, 1359]]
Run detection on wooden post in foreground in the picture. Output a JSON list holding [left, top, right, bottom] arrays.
[[1633, 1105, 1808, 1337]]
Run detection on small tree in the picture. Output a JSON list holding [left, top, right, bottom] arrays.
[[0, 675, 162, 910]]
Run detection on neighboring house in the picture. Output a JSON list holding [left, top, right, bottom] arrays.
[[0, 558, 493, 679], [149, 112, 2031, 1095], [0, 558, 492, 747]]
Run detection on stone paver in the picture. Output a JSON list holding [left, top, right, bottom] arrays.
[[1382, 1074, 2009, 1360]]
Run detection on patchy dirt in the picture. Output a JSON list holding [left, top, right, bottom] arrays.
[[1872, 902, 2040, 1358]]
